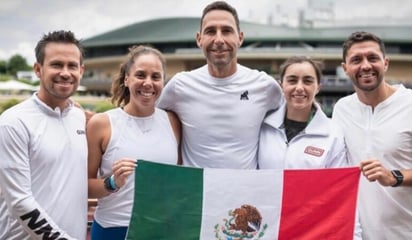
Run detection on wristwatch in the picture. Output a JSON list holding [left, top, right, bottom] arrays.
[[104, 175, 119, 192], [391, 170, 403, 187]]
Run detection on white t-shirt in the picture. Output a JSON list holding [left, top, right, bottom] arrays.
[[158, 64, 284, 169], [332, 84, 412, 240], [0, 94, 88, 240]]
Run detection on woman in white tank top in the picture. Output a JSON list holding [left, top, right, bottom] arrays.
[[87, 45, 181, 240]]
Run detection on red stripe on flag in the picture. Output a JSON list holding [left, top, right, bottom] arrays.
[[278, 167, 360, 240]]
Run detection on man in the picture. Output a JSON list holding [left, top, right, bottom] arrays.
[[158, 1, 284, 169], [332, 31, 412, 239], [0, 30, 87, 239]]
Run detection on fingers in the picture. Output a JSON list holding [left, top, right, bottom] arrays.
[[113, 160, 137, 175], [359, 158, 378, 169], [360, 159, 393, 186], [111, 159, 138, 188], [362, 162, 381, 177], [362, 168, 381, 182], [360, 159, 380, 180], [113, 159, 137, 172]]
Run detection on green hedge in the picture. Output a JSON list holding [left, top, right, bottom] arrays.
[[0, 98, 114, 115], [0, 98, 21, 114]]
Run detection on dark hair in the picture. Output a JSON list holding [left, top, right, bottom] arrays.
[[35, 30, 84, 65], [200, 1, 240, 32], [279, 56, 323, 84], [342, 31, 386, 62], [111, 45, 166, 107]]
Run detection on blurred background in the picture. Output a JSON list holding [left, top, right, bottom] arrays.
[[1, 0, 411, 115]]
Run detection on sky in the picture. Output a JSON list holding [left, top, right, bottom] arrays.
[[1, 0, 411, 65]]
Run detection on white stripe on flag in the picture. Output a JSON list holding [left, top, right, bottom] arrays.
[[201, 168, 284, 239]]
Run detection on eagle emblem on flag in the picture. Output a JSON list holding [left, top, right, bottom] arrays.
[[214, 204, 268, 240]]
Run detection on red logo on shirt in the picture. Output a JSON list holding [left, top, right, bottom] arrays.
[[304, 146, 325, 157]]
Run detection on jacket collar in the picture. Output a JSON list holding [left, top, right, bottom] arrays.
[[263, 102, 330, 137]]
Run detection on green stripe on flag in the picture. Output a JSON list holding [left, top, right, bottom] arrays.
[[126, 160, 203, 240]]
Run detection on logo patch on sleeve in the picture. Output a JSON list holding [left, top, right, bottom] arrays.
[[304, 146, 325, 157]]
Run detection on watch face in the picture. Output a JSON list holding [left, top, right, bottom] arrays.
[[392, 170, 403, 178], [391, 170, 403, 187], [104, 176, 115, 191]]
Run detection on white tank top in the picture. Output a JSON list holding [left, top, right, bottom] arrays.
[[94, 107, 178, 227]]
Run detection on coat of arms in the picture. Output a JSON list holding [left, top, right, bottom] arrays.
[[214, 204, 267, 240]]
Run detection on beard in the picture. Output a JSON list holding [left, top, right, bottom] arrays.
[[352, 73, 384, 92]]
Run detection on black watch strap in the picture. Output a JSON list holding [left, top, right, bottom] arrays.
[[391, 170, 403, 187]]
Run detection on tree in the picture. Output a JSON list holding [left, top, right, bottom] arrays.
[[8, 54, 31, 77], [0, 60, 7, 74]]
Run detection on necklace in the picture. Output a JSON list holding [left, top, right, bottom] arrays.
[[121, 107, 154, 134], [135, 115, 153, 134]]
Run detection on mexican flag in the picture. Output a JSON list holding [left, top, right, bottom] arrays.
[[126, 160, 360, 240]]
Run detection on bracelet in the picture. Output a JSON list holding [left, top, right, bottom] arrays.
[[109, 175, 118, 190], [103, 175, 119, 193]]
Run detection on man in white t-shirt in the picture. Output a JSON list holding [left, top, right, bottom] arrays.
[[0, 30, 88, 240], [332, 31, 412, 239], [158, 1, 284, 169]]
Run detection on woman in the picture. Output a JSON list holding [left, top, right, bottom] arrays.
[[87, 45, 181, 239], [258, 56, 362, 239], [259, 56, 347, 169]]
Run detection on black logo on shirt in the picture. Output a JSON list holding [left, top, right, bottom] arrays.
[[20, 209, 68, 239], [77, 130, 85, 135], [240, 90, 249, 100]]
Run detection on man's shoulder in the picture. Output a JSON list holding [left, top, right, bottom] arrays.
[[334, 93, 356, 106], [236, 65, 276, 83], [395, 84, 412, 99], [0, 98, 34, 121], [332, 94, 357, 119], [238, 64, 268, 75], [172, 65, 207, 79]]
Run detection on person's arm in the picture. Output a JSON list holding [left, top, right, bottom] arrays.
[[265, 74, 285, 111], [87, 113, 137, 198], [167, 110, 182, 165], [325, 126, 348, 168], [0, 122, 75, 239], [401, 169, 412, 186], [157, 75, 178, 111], [360, 159, 412, 187], [73, 100, 95, 124], [87, 113, 113, 198]]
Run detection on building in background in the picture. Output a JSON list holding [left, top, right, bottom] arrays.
[[16, 71, 38, 83], [81, 17, 412, 116]]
